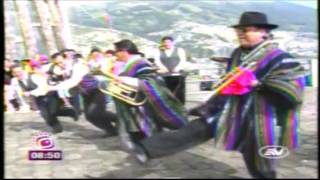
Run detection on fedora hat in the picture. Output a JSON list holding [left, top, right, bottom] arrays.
[[231, 11, 278, 29]]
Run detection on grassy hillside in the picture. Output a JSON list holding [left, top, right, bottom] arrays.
[[68, 1, 317, 35], [67, 1, 317, 59]]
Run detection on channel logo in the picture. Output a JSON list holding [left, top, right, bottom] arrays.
[[259, 145, 290, 159], [29, 132, 63, 161], [32, 132, 55, 150]]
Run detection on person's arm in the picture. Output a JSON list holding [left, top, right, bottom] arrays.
[[257, 58, 307, 107], [118, 76, 140, 89], [153, 49, 169, 73], [10, 78, 20, 93], [173, 48, 187, 72], [10, 78, 30, 108], [10, 78, 24, 99], [29, 74, 49, 96], [100, 58, 113, 74]]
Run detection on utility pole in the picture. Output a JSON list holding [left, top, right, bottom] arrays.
[[14, 0, 38, 58], [33, 0, 58, 55], [56, 0, 74, 49]]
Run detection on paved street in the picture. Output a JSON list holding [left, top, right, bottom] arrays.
[[4, 87, 318, 179]]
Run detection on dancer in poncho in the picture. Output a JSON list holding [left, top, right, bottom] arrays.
[[111, 39, 189, 153], [134, 12, 307, 178]]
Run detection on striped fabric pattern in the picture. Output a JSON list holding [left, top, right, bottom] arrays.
[[142, 79, 188, 128], [253, 94, 277, 149], [214, 46, 307, 151], [115, 58, 188, 136], [122, 59, 148, 77]]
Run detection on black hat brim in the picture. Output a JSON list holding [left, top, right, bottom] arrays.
[[230, 24, 278, 30]]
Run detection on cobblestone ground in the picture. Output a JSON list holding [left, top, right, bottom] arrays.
[[4, 87, 318, 179]]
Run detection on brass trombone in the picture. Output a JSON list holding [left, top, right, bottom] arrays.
[[95, 71, 147, 106]]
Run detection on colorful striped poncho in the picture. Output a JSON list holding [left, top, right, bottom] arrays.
[[113, 57, 188, 137], [209, 42, 307, 152]]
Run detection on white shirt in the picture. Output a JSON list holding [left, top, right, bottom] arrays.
[[49, 60, 89, 91], [117, 55, 142, 88], [153, 47, 187, 72], [41, 63, 52, 74], [11, 73, 48, 97]]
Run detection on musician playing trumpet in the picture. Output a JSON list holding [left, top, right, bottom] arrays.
[[109, 39, 189, 160], [134, 12, 307, 178]]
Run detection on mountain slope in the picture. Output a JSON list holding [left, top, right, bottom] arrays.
[[67, 1, 317, 59]]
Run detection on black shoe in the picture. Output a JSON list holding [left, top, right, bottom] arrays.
[[132, 143, 149, 164], [51, 124, 63, 134], [70, 108, 79, 122]]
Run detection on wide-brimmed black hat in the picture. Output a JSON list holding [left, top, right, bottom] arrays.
[[231, 11, 278, 29]]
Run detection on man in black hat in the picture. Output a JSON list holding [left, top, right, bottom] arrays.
[[111, 39, 188, 153], [132, 11, 307, 178]]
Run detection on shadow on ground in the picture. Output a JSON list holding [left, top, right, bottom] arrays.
[[7, 118, 241, 178], [7, 118, 124, 151], [85, 152, 239, 179]]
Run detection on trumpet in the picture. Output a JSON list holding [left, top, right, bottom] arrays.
[[95, 71, 147, 106], [204, 40, 278, 101]]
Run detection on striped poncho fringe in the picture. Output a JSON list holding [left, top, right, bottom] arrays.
[[214, 46, 306, 151]]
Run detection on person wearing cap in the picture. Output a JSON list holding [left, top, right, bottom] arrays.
[[24, 58, 46, 111], [133, 12, 307, 178], [110, 39, 189, 157], [34, 54, 50, 72]]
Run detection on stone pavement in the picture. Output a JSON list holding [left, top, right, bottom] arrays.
[[4, 87, 318, 179]]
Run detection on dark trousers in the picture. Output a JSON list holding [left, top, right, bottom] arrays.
[[9, 99, 20, 111], [81, 89, 118, 134], [139, 118, 212, 158], [25, 96, 38, 111], [162, 75, 186, 104], [69, 92, 81, 114], [240, 130, 277, 178], [34, 93, 78, 131], [139, 118, 276, 178]]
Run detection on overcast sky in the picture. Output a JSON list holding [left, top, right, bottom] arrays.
[[286, 0, 317, 9], [60, 0, 317, 9]]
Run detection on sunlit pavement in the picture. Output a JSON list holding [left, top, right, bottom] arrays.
[[4, 87, 317, 178]]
